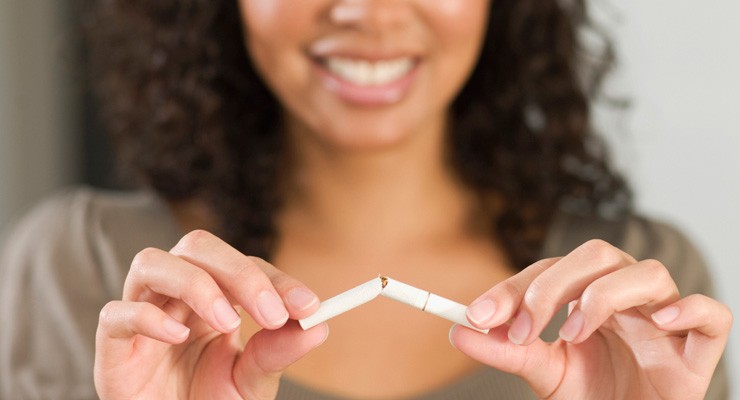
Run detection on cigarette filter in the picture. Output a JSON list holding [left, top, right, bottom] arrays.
[[298, 277, 383, 330]]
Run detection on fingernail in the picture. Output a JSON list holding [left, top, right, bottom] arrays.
[[448, 325, 459, 349], [213, 297, 241, 331], [559, 309, 584, 342], [163, 318, 190, 339], [286, 287, 319, 311], [652, 305, 680, 325], [508, 311, 532, 345], [466, 298, 497, 326], [257, 291, 289, 327], [319, 323, 330, 345]]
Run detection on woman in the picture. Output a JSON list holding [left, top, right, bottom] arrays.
[[0, 0, 731, 399]]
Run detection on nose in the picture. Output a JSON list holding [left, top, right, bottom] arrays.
[[329, 0, 411, 33]]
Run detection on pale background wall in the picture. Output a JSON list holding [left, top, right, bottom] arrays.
[[595, 1, 740, 390], [1, 0, 738, 395], [0, 0, 81, 229]]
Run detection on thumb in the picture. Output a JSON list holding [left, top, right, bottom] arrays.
[[234, 320, 329, 400], [450, 324, 564, 397]]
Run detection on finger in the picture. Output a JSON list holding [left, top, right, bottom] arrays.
[[466, 258, 558, 328], [95, 301, 190, 369], [651, 294, 733, 373], [509, 240, 636, 345], [450, 324, 564, 398], [124, 247, 242, 333], [171, 231, 310, 329], [248, 256, 320, 319], [234, 321, 329, 400], [559, 259, 680, 343]]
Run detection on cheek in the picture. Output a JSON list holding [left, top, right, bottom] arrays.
[[238, 0, 318, 63], [238, 0, 283, 39], [238, 0, 281, 20], [238, 0, 318, 95], [423, 0, 490, 98], [426, 0, 489, 61], [239, 0, 283, 72]]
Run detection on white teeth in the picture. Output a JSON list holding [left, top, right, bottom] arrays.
[[324, 57, 414, 86]]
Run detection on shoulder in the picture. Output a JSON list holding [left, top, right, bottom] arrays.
[[0, 186, 182, 298], [1, 188, 99, 278], [0, 187, 182, 397], [544, 211, 716, 296]]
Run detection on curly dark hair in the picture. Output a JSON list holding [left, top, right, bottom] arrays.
[[85, 0, 630, 269]]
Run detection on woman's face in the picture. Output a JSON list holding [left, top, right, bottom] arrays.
[[238, 0, 489, 150]]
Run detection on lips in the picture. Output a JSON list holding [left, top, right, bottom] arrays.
[[312, 54, 420, 106]]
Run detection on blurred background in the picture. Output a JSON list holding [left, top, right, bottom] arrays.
[[1, 0, 738, 395]]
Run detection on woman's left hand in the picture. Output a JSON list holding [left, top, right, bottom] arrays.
[[451, 239, 732, 400]]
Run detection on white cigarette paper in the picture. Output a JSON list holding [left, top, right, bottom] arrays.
[[380, 278, 428, 309], [299, 275, 489, 334], [298, 277, 383, 330], [380, 277, 489, 334]]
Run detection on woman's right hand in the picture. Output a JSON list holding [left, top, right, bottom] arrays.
[[94, 230, 328, 399]]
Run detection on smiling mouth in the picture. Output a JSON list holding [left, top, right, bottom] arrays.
[[319, 56, 416, 87]]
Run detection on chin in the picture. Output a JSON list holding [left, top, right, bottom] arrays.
[[317, 121, 419, 152], [286, 96, 440, 154]]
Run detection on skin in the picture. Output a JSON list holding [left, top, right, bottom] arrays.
[[94, 0, 733, 399], [242, 0, 487, 150]]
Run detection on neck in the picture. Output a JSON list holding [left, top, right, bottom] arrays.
[[277, 114, 482, 258]]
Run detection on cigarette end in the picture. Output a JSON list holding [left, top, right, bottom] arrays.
[[380, 275, 389, 288]]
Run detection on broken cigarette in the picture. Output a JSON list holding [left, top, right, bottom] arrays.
[[298, 275, 488, 334], [380, 277, 489, 334], [298, 277, 383, 330]]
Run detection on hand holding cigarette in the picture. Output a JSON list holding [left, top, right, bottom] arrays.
[[95, 230, 328, 400], [448, 241, 732, 399], [299, 276, 489, 334]]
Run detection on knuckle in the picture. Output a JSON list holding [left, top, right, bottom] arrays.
[[268, 270, 294, 289], [533, 257, 559, 270], [98, 301, 121, 328], [724, 304, 734, 328], [523, 258, 559, 275], [522, 290, 539, 311], [232, 259, 265, 285], [684, 293, 715, 314], [246, 256, 281, 279], [579, 284, 610, 314], [579, 239, 622, 267], [174, 229, 214, 253], [186, 268, 216, 292], [130, 247, 162, 275], [697, 307, 714, 326], [585, 238, 610, 248], [703, 297, 733, 330], [523, 278, 557, 311], [640, 259, 671, 282], [180, 269, 219, 305], [688, 296, 714, 320], [246, 256, 268, 268], [499, 280, 525, 301], [581, 238, 611, 254]]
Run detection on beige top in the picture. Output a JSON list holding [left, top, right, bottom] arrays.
[[0, 188, 729, 399]]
